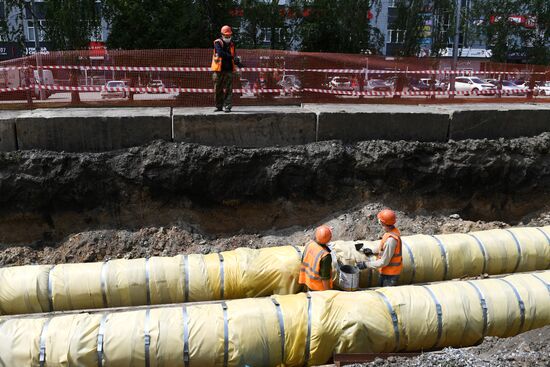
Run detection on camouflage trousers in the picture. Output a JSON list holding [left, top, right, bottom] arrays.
[[212, 71, 233, 109]]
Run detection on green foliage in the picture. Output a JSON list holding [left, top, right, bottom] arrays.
[[238, 0, 295, 50], [295, 0, 382, 54], [393, 0, 456, 58], [471, 0, 550, 65], [102, 0, 236, 49], [44, 0, 101, 50]]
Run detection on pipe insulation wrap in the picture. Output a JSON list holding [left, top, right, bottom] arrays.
[[0, 271, 549, 367], [0, 226, 549, 315]]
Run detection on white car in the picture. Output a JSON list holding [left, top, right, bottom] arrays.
[[101, 80, 128, 99], [536, 82, 550, 96], [329, 76, 354, 91], [452, 76, 497, 95], [500, 81, 527, 96], [147, 80, 165, 93]]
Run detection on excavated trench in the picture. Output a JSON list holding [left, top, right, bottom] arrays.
[[1, 133, 550, 265], [1, 129, 550, 366]]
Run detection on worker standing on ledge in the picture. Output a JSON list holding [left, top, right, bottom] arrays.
[[299, 225, 334, 291], [357, 209, 402, 287], [211, 25, 243, 113]]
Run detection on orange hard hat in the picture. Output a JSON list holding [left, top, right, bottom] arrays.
[[221, 25, 233, 36], [315, 225, 332, 245], [377, 209, 397, 226]]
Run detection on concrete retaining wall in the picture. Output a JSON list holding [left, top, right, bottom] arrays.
[[0, 111, 21, 151], [2, 104, 550, 152], [15, 108, 172, 152], [173, 107, 317, 147], [307, 105, 450, 142], [440, 104, 550, 140]]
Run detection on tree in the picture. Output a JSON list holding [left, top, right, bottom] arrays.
[[102, 0, 237, 49], [393, 0, 456, 58], [44, 0, 100, 50], [238, 0, 297, 50], [295, 0, 383, 54], [470, 0, 550, 65]]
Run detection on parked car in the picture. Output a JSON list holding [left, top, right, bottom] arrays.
[[328, 76, 354, 91], [408, 79, 431, 92], [147, 79, 165, 93], [499, 80, 526, 96], [535, 81, 550, 96], [239, 78, 255, 98], [420, 78, 446, 91], [451, 76, 497, 95], [100, 80, 128, 99], [277, 74, 301, 95], [365, 79, 392, 92]]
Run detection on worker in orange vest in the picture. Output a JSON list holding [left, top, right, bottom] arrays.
[[298, 225, 334, 291], [357, 209, 402, 287], [211, 25, 243, 113]]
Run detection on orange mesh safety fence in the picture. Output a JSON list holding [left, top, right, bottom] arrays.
[[1, 49, 549, 107]]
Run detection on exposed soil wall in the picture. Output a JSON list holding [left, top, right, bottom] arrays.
[[1, 133, 550, 264]]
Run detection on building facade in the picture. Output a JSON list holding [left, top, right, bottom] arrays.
[[0, 0, 109, 61]]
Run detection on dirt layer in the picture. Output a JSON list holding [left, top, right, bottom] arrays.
[[2, 201, 550, 266], [1, 133, 550, 245], [353, 325, 550, 367]]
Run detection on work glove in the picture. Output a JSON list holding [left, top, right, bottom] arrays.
[[354, 243, 373, 256], [357, 261, 369, 270]]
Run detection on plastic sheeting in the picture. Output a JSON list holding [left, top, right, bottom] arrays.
[[0, 226, 549, 315], [0, 271, 548, 367]]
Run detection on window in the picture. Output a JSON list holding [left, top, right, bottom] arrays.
[[387, 29, 405, 44], [260, 27, 282, 44], [26, 19, 46, 42]]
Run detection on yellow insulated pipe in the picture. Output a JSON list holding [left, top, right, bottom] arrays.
[[0, 271, 548, 366], [0, 226, 549, 315]]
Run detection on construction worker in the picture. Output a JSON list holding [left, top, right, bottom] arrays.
[[357, 209, 402, 287], [211, 25, 243, 113], [298, 225, 334, 291]]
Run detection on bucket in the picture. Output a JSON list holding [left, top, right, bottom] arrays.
[[338, 264, 360, 291]]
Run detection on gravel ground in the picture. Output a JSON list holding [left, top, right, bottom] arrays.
[[350, 325, 550, 367]]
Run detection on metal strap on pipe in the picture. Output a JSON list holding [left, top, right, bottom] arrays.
[[429, 235, 449, 280], [401, 239, 416, 283], [221, 301, 229, 367], [531, 273, 550, 294], [47, 266, 54, 312], [375, 291, 400, 351], [38, 318, 51, 367], [100, 260, 109, 308], [218, 253, 225, 300], [144, 309, 151, 367], [535, 228, 550, 269], [182, 305, 190, 367], [271, 297, 286, 364], [183, 255, 190, 302], [292, 245, 302, 258], [466, 281, 488, 339], [145, 257, 151, 305], [467, 233, 488, 274], [304, 292, 312, 366], [97, 313, 108, 367], [421, 285, 443, 349], [535, 227, 550, 245], [504, 229, 522, 273], [497, 279, 526, 333]]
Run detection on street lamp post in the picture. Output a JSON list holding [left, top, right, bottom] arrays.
[[450, 0, 462, 98], [28, 0, 45, 100]]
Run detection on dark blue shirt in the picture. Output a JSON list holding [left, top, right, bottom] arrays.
[[214, 40, 235, 72]]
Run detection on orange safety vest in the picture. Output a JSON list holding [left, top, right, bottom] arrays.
[[298, 241, 333, 291], [377, 227, 403, 275], [211, 39, 236, 72]]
